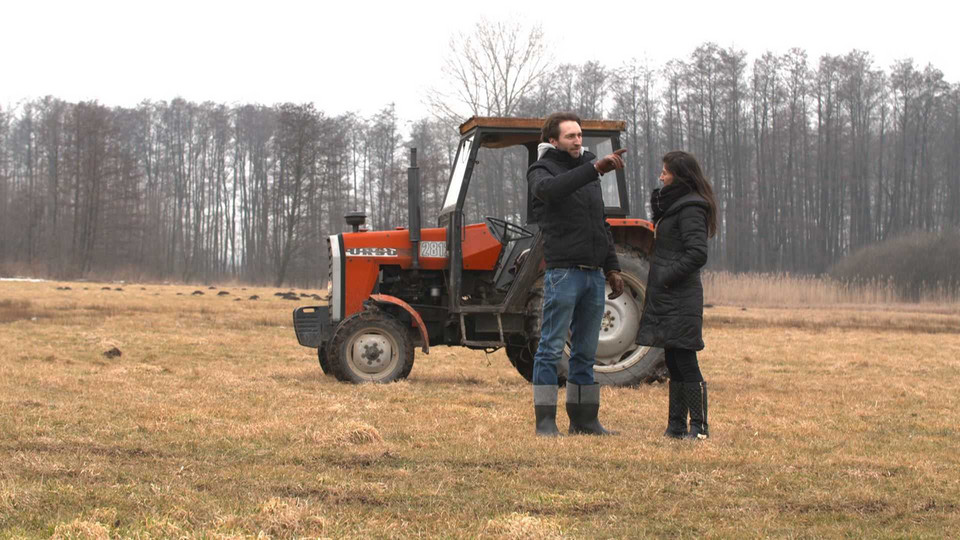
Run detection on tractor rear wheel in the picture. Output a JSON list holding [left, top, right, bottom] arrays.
[[506, 277, 568, 386], [507, 245, 666, 386], [505, 343, 534, 383], [328, 309, 414, 383], [589, 245, 666, 385]]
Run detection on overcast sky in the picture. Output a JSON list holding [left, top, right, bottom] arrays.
[[2, 0, 955, 123]]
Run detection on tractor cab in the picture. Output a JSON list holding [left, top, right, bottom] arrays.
[[438, 117, 630, 310], [292, 116, 662, 386]]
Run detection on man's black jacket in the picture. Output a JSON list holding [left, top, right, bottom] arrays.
[[527, 147, 620, 274]]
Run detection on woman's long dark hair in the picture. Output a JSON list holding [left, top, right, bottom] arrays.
[[662, 151, 718, 238]]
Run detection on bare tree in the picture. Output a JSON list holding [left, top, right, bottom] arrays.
[[429, 19, 553, 122], [610, 59, 660, 217], [837, 51, 884, 251], [271, 103, 321, 286], [0, 105, 9, 266], [948, 85, 960, 228], [408, 118, 458, 221], [662, 59, 686, 151], [575, 61, 608, 118]]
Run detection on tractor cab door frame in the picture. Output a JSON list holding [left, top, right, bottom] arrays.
[[438, 123, 549, 314], [437, 131, 480, 314]]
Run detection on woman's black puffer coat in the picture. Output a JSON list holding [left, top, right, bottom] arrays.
[[636, 192, 710, 350]]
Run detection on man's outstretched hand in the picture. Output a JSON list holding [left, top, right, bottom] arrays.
[[606, 271, 624, 299], [595, 148, 628, 175]]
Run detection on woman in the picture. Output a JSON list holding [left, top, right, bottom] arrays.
[[637, 151, 718, 439]]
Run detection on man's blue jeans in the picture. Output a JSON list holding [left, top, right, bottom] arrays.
[[533, 267, 605, 386]]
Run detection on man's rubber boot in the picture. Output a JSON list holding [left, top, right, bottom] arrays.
[[682, 381, 709, 440], [664, 380, 688, 439], [565, 383, 618, 436], [533, 385, 560, 437]]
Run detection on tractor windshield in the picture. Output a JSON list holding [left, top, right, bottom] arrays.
[[461, 144, 529, 226], [584, 136, 621, 208], [441, 135, 473, 214]]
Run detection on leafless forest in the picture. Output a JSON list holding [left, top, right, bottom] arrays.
[[2, 27, 958, 287]]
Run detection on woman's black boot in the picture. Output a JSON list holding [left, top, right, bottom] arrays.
[[664, 380, 688, 438], [682, 381, 709, 440]]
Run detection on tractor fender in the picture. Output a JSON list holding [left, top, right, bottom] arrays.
[[368, 294, 430, 354], [607, 218, 656, 256]]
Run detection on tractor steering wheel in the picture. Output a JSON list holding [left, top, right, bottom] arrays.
[[484, 217, 535, 245]]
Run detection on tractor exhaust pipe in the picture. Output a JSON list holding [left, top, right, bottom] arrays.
[[408, 147, 422, 269]]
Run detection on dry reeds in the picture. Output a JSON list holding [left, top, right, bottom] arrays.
[[704, 271, 960, 308]]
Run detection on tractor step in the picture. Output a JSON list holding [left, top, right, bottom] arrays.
[[460, 339, 505, 348], [457, 305, 503, 313], [458, 312, 505, 348]]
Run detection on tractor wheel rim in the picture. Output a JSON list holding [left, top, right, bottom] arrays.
[[348, 330, 399, 378]]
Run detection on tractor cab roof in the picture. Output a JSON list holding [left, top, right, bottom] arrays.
[[441, 115, 630, 221], [458, 116, 626, 149]]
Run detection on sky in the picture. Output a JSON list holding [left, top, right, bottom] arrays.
[[2, 0, 955, 123]]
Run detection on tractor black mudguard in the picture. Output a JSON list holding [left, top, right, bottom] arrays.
[[293, 306, 333, 348]]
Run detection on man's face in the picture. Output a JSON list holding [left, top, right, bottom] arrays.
[[550, 120, 582, 158]]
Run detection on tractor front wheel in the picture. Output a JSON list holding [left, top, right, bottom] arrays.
[[328, 309, 414, 383], [318, 342, 332, 375]]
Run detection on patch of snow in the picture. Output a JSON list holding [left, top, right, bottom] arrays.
[[0, 277, 47, 282]]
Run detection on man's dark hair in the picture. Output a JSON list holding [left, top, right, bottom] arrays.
[[541, 112, 581, 143]]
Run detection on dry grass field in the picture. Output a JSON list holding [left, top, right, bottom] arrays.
[[1, 279, 959, 538]]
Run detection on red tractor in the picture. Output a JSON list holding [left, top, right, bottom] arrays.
[[293, 117, 665, 385]]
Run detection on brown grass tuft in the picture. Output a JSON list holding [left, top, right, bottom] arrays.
[[138, 517, 186, 539], [254, 497, 326, 537], [0, 481, 16, 514], [484, 512, 563, 539], [334, 422, 384, 446], [51, 519, 110, 540]]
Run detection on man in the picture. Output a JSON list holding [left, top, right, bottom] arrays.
[[527, 112, 626, 437]]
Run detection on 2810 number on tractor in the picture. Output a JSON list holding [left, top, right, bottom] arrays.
[[293, 117, 666, 385]]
